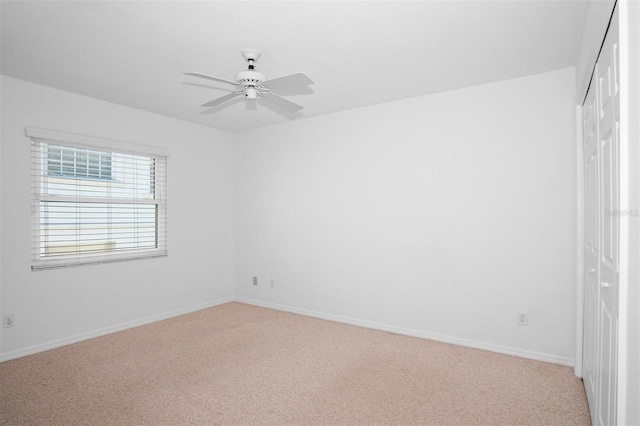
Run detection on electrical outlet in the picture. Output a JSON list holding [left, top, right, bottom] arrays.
[[253, 276, 258, 286], [3, 314, 15, 328], [518, 312, 528, 326]]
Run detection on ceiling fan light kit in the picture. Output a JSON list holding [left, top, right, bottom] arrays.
[[185, 49, 314, 112], [245, 87, 259, 100]]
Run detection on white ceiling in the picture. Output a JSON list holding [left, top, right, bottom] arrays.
[[1, 1, 590, 133]]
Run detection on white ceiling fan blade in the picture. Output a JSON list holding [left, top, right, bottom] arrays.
[[261, 92, 304, 112], [262, 73, 314, 91], [201, 92, 243, 107], [184, 72, 238, 87]]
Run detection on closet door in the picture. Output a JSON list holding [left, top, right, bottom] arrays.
[[582, 6, 619, 426], [582, 83, 599, 422], [595, 8, 619, 425]]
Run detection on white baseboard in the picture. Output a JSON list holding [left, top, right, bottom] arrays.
[[1, 295, 574, 367], [0, 297, 234, 362], [235, 297, 575, 367]]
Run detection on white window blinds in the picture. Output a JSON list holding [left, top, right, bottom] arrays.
[[27, 128, 168, 270]]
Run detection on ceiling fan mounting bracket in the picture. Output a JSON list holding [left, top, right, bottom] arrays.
[[241, 49, 262, 64]]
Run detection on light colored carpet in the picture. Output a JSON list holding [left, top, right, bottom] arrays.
[[1, 302, 590, 425]]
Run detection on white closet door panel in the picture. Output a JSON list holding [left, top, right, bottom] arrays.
[[583, 5, 619, 425], [597, 3, 619, 338], [585, 269, 599, 414], [595, 7, 619, 425], [582, 84, 599, 419], [597, 301, 617, 426], [599, 128, 618, 312]]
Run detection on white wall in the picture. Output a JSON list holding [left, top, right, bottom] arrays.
[[1, 69, 579, 366], [234, 68, 577, 364], [0, 76, 235, 360]]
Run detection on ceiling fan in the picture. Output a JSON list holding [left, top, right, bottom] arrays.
[[184, 49, 314, 113]]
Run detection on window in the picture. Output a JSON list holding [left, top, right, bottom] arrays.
[[47, 145, 112, 180], [27, 128, 168, 270]]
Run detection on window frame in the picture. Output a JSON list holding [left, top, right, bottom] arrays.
[[26, 128, 170, 271]]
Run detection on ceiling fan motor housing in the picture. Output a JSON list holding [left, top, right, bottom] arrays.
[[235, 70, 266, 86], [235, 70, 266, 100]]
